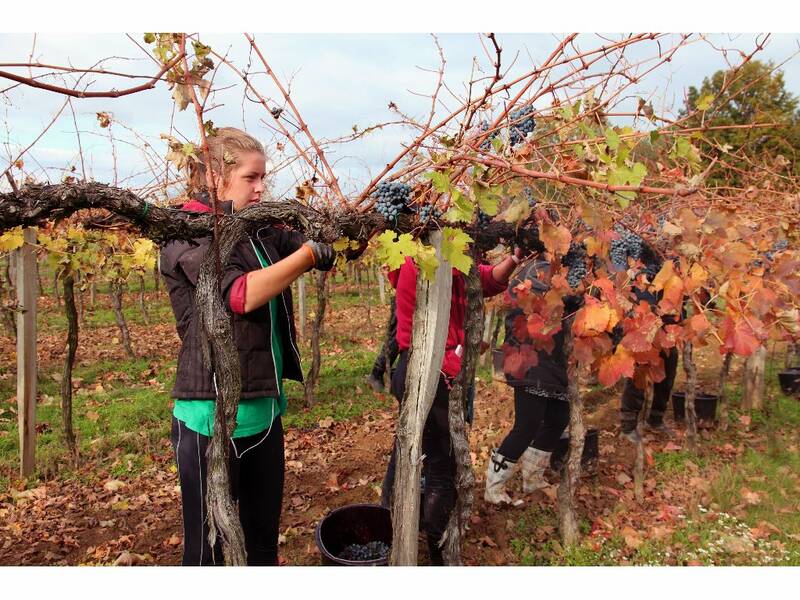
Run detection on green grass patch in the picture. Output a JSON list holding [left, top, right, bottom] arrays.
[[0, 357, 175, 492], [654, 450, 707, 475], [282, 339, 393, 428]]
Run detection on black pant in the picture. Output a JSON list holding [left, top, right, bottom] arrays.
[[381, 351, 456, 563], [371, 297, 399, 379], [620, 347, 679, 432], [171, 415, 284, 566], [497, 387, 570, 459]]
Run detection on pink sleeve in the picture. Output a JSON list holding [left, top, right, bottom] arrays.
[[479, 263, 507, 297], [228, 273, 248, 315]]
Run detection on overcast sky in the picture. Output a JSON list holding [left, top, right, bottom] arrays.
[[2, 32, 799, 198]]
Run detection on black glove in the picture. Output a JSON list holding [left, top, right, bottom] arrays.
[[305, 240, 335, 271]]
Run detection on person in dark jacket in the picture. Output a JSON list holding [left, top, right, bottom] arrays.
[[485, 257, 573, 504], [160, 127, 335, 566]]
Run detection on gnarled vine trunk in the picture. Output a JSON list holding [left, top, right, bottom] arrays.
[[138, 275, 150, 325], [304, 270, 328, 407], [718, 352, 733, 431], [634, 381, 653, 503], [441, 259, 482, 566], [61, 273, 79, 463], [111, 282, 135, 358], [557, 316, 586, 546], [683, 342, 698, 451]]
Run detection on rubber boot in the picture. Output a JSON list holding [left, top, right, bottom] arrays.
[[484, 450, 517, 505], [520, 446, 552, 493]]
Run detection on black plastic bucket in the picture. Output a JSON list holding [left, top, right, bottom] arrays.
[[315, 504, 392, 566], [549, 428, 599, 472], [778, 369, 800, 395], [672, 392, 718, 421]]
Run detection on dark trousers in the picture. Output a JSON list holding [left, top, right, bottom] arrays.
[[171, 415, 284, 566], [381, 351, 456, 564], [620, 347, 679, 432], [497, 387, 570, 459], [371, 297, 399, 379]]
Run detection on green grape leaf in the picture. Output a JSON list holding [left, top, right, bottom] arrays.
[[472, 183, 498, 216], [441, 227, 473, 275], [443, 189, 475, 223], [498, 196, 532, 224], [605, 127, 620, 152], [424, 170, 452, 194], [375, 230, 417, 270]]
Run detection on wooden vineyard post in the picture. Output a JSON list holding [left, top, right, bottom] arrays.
[[743, 346, 767, 411], [16, 227, 38, 477], [480, 307, 494, 366], [390, 231, 452, 566], [377, 266, 386, 305]]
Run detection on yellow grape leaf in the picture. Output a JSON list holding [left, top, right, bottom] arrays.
[[696, 94, 714, 111], [131, 238, 156, 270], [441, 227, 473, 275], [375, 230, 417, 270], [414, 242, 440, 281], [332, 237, 352, 252], [0, 228, 25, 252]]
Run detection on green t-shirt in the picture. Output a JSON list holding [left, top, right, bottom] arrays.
[[173, 242, 287, 438]]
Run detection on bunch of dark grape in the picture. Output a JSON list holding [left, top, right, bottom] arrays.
[[562, 242, 588, 289], [338, 541, 391, 562], [609, 225, 644, 270], [765, 238, 789, 261], [523, 186, 537, 208], [419, 204, 443, 224], [372, 181, 412, 222], [478, 120, 496, 151], [509, 105, 536, 146], [476, 210, 492, 227]]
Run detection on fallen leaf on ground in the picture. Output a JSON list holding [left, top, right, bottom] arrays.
[[616, 472, 632, 486], [621, 526, 643, 549], [103, 480, 126, 493]]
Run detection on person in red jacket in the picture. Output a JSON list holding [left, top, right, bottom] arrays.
[[381, 249, 520, 564]]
